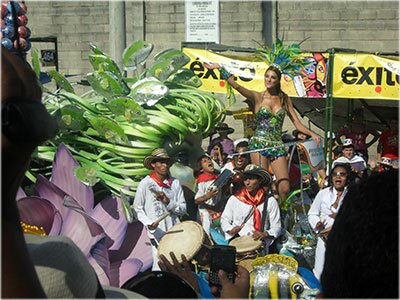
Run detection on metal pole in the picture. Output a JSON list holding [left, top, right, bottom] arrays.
[[325, 48, 335, 173], [109, 1, 126, 70]]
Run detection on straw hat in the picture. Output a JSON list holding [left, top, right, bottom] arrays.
[[143, 148, 172, 170], [242, 164, 272, 186], [215, 123, 234, 134]]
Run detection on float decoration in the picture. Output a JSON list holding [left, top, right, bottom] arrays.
[[27, 40, 226, 207]]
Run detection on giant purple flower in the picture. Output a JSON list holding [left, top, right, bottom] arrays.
[[17, 143, 152, 287]]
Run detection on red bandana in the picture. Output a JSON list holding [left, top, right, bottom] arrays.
[[150, 171, 172, 188], [196, 173, 218, 183], [234, 187, 266, 231]]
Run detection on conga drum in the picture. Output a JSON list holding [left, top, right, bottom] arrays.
[[158, 221, 212, 267], [319, 227, 332, 243], [229, 236, 263, 272]]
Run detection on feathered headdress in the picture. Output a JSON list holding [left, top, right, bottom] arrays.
[[255, 38, 310, 78]]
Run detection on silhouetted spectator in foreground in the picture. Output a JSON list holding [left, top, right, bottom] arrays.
[[320, 169, 398, 298]]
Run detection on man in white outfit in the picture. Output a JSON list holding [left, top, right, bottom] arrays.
[[221, 164, 282, 253], [332, 138, 366, 177], [308, 164, 350, 280], [133, 148, 187, 270]]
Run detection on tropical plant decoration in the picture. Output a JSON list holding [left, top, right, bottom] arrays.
[[28, 40, 227, 201], [18, 143, 152, 287]]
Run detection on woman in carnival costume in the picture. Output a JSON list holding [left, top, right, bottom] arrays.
[[206, 39, 321, 201]]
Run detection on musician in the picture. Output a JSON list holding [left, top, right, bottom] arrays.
[[221, 164, 282, 253], [222, 140, 251, 194], [307, 163, 353, 280], [133, 148, 187, 270], [221, 140, 251, 172], [193, 155, 220, 235]]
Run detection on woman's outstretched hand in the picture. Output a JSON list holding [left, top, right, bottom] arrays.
[[204, 62, 221, 70]]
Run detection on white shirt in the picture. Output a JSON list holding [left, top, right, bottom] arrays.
[[221, 161, 235, 172], [133, 175, 186, 241], [221, 194, 282, 240], [195, 180, 219, 208], [308, 186, 348, 230], [332, 155, 366, 171]]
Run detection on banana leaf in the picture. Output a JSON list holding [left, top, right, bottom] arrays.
[[48, 70, 75, 93], [129, 77, 168, 106], [123, 40, 154, 71], [84, 113, 128, 145], [106, 97, 148, 124]]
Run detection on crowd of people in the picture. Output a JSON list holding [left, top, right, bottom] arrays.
[[2, 42, 398, 299]]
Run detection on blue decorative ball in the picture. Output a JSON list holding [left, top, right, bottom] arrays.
[[7, 2, 21, 15], [2, 37, 13, 50], [3, 24, 15, 39]]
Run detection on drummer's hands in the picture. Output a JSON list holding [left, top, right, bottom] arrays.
[[155, 191, 170, 205], [227, 225, 242, 236], [315, 221, 326, 233], [206, 188, 218, 199], [329, 212, 337, 219], [148, 222, 159, 230], [209, 265, 250, 298], [159, 252, 200, 295], [252, 230, 269, 241]]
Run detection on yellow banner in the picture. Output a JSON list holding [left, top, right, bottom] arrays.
[[333, 54, 400, 100], [183, 48, 329, 98]]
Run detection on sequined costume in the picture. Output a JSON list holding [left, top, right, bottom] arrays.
[[249, 107, 287, 157]]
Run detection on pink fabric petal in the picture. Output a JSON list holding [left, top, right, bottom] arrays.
[[109, 221, 152, 272], [17, 196, 62, 235], [34, 175, 70, 220], [16, 187, 26, 200], [88, 255, 110, 286], [91, 195, 128, 251], [50, 143, 94, 212], [109, 258, 143, 287]]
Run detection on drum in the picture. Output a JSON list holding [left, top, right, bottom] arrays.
[[229, 236, 263, 273], [319, 227, 332, 243], [158, 221, 212, 267], [229, 236, 263, 261]]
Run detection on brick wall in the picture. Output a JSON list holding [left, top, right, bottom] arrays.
[[277, 1, 399, 52], [27, 0, 398, 156], [28, 1, 398, 78]]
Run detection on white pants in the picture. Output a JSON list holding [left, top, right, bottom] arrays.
[[198, 208, 211, 236], [313, 237, 326, 280]]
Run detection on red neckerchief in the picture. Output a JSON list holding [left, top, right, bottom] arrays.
[[196, 173, 218, 183], [234, 187, 266, 231], [150, 171, 172, 188]]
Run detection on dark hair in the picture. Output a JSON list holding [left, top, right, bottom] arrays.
[[193, 154, 211, 178], [321, 169, 398, 298], [236, 141, 249, 149], [327, 163, 355, 187], [265, 65, 290, 116]]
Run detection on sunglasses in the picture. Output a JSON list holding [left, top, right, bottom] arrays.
[[332, 171, 347, 178]]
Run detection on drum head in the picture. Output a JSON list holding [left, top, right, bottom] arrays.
[[158, 221, 204, 263], [229, 236, 262, 253]]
